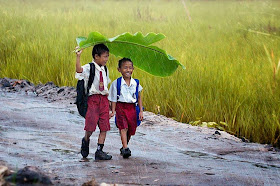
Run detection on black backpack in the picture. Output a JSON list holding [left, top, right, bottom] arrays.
[[76, 63, 107, 118]]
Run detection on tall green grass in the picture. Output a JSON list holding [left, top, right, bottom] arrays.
[[1, 0, 280, 146]]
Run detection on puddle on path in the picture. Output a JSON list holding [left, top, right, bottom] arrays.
[[180, 150, 209, 157], [51, 149, 77, 154]]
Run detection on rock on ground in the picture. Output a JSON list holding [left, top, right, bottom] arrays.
[[5, 166, 52, 185]]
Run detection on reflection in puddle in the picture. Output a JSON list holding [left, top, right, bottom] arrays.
[[52, 149, 77, 154], [181, 151, 208, 157]]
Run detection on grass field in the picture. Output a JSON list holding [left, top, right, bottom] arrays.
[[1, 0, 280, 147]]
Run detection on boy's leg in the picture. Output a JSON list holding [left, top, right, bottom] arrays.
[[98, 131, 106, 144], [81, 131, 93, 158], [95, 95, 111, 160], [115, 102, 134, 158], [120, 128, 130, 145], [127, 132, 131, 145], [116, 102, 128, 150], [120, 129, 128, 148], [122, 104, 137, 158], [120, 129, 131, 158], [95, 131, 112, 160], [85, 131, 93, 141], [96, 131, 107, 152], [81, 95, 99, 158]]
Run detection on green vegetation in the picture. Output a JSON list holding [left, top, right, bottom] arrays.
[[76, 32, 184, 76], [1, 0, 280, 147]]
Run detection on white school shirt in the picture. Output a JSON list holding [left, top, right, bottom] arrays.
[[75, 61, 111, 96], [108, 77, 143, 103]]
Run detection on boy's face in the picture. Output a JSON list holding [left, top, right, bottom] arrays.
[[94, 51, 109, 66], [118, 61, 134, 79]]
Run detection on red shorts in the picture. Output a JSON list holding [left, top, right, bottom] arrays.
[[115, 102, 137, 136], [85, 94, 110, 132]]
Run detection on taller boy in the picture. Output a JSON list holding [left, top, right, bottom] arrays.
[[75, 44, 112, 160]]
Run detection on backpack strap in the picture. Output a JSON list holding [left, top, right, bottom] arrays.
[[116, 77, 140, 102], [104, 66, 108, 76], [116, 77, 122, 101], [87, 64, 107, 95], [134, 79, 139, 104], [87, 63, 95, 95]]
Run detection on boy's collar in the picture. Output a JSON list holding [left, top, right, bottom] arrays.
[[121, 77, 136, 87], [92, 60, 105, 71]]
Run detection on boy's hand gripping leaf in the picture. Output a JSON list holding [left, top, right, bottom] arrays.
[[76, 32, 185, 77]]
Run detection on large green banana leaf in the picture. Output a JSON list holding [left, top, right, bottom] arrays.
[[76, 32, 185, 77]]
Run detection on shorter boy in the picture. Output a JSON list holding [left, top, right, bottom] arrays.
[[108, 58, 143, 158]]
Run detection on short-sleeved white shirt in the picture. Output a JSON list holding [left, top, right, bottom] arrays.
[[108, 77, 143, 103], [75, 61, 111, 96]]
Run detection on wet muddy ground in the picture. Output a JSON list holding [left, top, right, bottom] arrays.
[[0, 78, 280, 185]]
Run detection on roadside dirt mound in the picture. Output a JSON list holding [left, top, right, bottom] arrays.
[[0, 77, 76, 103]]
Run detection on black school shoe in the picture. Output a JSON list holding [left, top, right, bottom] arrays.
[[81, 137, 90, 158], [121, 148, 131, 159], [95, 150, 112, 160]]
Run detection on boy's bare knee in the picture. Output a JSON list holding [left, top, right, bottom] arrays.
[[85, 131, 93, 140], [86, 131, 93, 135], [99, 131, 107, 139]]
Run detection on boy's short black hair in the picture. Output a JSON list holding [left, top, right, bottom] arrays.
[[92, 44, 109, 59], [118, 57, 133, 68]]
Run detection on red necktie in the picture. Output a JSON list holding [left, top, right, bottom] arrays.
[[99, 71, 104, 91]]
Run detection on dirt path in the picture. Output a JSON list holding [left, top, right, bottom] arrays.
[[0, 90, 280, 185]]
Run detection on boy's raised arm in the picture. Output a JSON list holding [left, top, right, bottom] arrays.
[[76, 47, 83, 73]]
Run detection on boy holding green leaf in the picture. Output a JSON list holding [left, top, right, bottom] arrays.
[[75, 44, 112, 160]]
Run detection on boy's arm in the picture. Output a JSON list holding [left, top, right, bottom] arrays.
[[76, 48, 83, 73], [138, 92, 144, 121], [109, 102, 117, 119]]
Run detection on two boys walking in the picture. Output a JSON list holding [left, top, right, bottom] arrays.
[[75, 44, 143, 160]]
